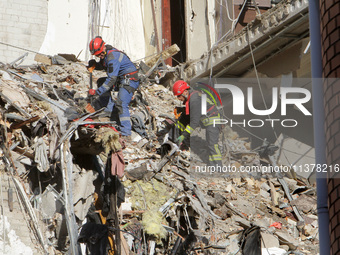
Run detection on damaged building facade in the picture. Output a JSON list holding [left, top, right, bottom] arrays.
[[0, 0, 339, 254]]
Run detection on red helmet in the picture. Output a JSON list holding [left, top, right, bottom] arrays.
[[89, 36, 105, 55], [173, 80, 190, 96]]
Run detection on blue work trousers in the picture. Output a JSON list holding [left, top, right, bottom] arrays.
[[102, 80, 139, 136]]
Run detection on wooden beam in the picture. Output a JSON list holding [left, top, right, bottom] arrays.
[[162, 0, 172, 66]]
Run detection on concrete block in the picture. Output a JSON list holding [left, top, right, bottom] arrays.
[[261, 232, 280, 248], [30, 0, 45, 7], [6, 8, 21, 16]]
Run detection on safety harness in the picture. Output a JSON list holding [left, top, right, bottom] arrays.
[[107, 49, 139, 81], [185, 91, 219, 117]]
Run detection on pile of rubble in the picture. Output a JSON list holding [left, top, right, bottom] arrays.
[[0, 56, 319, 254]]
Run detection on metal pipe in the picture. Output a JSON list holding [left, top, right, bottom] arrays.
[[308, 0, 330, 254]]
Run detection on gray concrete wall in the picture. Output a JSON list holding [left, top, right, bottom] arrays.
[[0, 0, 48, 65]]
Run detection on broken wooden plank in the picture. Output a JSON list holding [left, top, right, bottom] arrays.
[[10, 115, 40, 130], [12, 146, 34, 160], [34, 53, 52, 65], [145, 44, 180, 67]]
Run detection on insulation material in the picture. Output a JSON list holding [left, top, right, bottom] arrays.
[[94, 127, 121, 153], [141, 210, 167, 242], [125, 179, 175, 211]]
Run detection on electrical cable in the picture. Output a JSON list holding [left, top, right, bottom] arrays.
[[247, 26, 293, 166], [221, 0, 237, 22], [209, 0, 248, 79]]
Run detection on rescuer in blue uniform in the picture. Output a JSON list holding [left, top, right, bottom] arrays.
[[88, 36, 139, 137]]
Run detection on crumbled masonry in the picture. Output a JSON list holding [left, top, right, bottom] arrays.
[[0, 56, 319, 254]]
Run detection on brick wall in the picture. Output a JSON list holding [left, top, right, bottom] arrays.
[[0, 0, 48, 65], [321, 0, 340, 253]]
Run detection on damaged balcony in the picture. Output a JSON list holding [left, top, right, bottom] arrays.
[[182, 0, 310, 80]]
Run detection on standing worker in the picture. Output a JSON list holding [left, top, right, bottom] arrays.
[[173, 80, 222, 167], [88, 36, 140, 138]]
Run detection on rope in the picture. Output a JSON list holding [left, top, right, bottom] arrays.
[[247, 26, 292, 166]]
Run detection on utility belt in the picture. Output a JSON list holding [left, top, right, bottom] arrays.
[[116, 70, 139, 94], [120, 70, 139, 82], [201, 105, 221, 126]]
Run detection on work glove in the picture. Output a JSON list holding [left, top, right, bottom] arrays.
[[87, 59, 97, 70], [176, 135, 185, 145], [89, 89, 96, 96]]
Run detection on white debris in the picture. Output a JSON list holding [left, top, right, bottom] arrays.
[[0, 216, 33, 255]]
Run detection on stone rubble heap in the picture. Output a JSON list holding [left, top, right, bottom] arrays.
[[0, 57, 319, 254]]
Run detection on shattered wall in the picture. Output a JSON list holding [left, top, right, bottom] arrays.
[[0, 0, 48, 65], [185, 0, 217, 61], [39, 0, 89, 61], [0, 0, 233, 68], [0, 0, 89, 64]]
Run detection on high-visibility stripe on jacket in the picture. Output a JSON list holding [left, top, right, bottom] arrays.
[[182, 89, 219, 139]]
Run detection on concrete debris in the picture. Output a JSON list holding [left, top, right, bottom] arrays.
[[0, 58, 319, 255], [0, 216, 34, 255]]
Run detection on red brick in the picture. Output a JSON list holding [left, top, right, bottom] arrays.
[[327, 44, 336, 61], [334, 240, 339, 254], [323, 52, 328, 63], [325, 0, 335, 11], [331, 172, 340, 180], [330, 30, 340, 45], [324, 10, 331, 25], [323, 27, 329, 41], [334, 178, 340, 187], [336, 224, 340, 241], [326, 62, 332, 76], [329, 94, 339, 111], [332, 148, 340, 164], [329, 71, 338, 78], [331, 225, 336, 244], [332, 236, 339, 250], [325, 84, 334, 99], [320, 1, 325, 13], [329, 154, 334, 165], [331, 189, 338, 204], [329, 178, 334, 189], [329, 3, 340, 20], [332, 216, 338, 230], [331, 56, 340, 70], [324, 35, 331, 51], [327, 18, 337, 33], [332, 105, 340, 120], [331, 80, 340, 93], [327, 114, 334, 128], [329, 138, 336, 152]]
